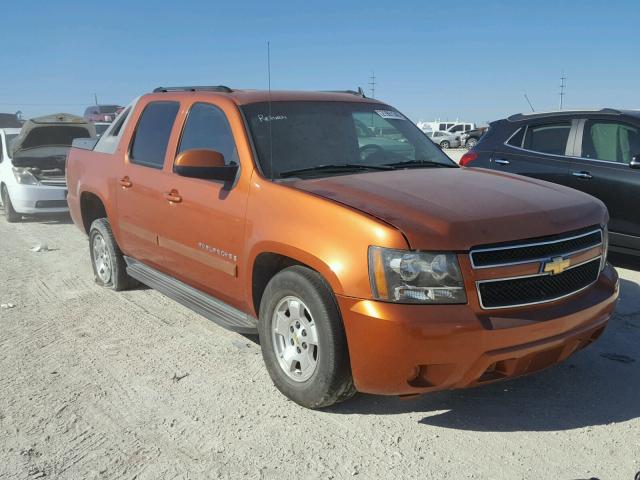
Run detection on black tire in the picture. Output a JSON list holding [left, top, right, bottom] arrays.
[[466, 137, 478, 148], [1, 185, 21, 223], [440, 140, 450, 149], [258, 266, 355, 409], [88, 218, 135, 291]]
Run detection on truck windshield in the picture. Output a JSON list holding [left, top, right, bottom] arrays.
[[242, 101, 456, 179]]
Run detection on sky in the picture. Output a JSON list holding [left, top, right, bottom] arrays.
[[2, 0, 639, 125]]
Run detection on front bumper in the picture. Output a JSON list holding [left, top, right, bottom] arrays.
[[7, 184, 69, 214], [337, 264, 619, 395]]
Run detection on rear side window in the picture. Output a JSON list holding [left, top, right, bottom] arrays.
[[130, 101, 179, 168], [581, 120, 640, 164], [177, 103, 238, 165], [109, 107, 131, 137], [506, 127, 525, 147], [522, 122, 571, 156]]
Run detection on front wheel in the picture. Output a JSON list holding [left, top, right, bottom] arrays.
[[258, 266, 355, 409], [440, 140, 450, 149], [1, 185, 21, 223]]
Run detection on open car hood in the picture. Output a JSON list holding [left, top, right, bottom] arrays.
[[10, 113, 95, 163], [286, 167, 608, 251]]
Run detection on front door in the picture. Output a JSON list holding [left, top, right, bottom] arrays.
[[567, 118, 640, 245], [157, 102, 250, 310], [489, 120, 575, 187], [115, 100, 179, 268]]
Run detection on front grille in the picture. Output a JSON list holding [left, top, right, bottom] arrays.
[[471, 228, 602, 268], [477, 258, 600, 309], [40, 179, 67, 187], [35, 200, 68, 209]]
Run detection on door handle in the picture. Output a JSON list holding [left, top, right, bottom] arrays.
[[119, 176, 132, 188], [572, 171, 593, 180], [494, 159, 510, 165], [164, 190, 182, 203]]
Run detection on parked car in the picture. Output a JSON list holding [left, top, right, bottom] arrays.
[[461, 126, 488, 148], [83, 104, 124, 123], [418, 120, 476, 134], [0, 113, 95, 222], [426, 130, 461, 148], [0, 113, 23, 128], [66, 87, 617, 409], [94, 122, 111, 137], [461, 108, 640, 257]]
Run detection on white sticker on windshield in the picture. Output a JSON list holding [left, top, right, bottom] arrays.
[[375, 110, 405, 120]]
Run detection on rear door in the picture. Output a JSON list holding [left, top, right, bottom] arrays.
[[567, 117, 640, 244], [115, 100, 179, 267], [488, 120, 576, 186]]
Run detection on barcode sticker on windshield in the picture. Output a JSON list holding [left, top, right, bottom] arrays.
[[375, 110, 405, 120]]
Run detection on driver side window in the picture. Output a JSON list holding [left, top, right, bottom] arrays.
[[177, 102, 238, 166], [352, 112, 416, 161]]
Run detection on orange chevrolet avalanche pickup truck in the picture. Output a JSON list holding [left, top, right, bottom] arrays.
[[66, 86, 619, 408]]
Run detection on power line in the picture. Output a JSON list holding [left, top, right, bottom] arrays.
[[0, 102, 88, 106]]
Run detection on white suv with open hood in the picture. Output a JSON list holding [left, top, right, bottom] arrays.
[[0, 114, 95, 222]]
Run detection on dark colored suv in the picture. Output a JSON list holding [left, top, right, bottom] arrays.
[[461, 109, 640, 257]]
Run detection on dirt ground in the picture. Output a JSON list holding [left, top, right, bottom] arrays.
[[0, 215, 639, 480]]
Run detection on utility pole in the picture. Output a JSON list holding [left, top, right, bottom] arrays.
[[559, 71, 566, 110], [368, 72, 376, 99], [94, 93, 98, 106]]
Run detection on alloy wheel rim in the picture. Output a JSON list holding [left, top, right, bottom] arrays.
[[271, 296, 319, 382], [92, 233, 112, 283]]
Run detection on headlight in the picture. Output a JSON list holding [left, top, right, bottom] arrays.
[[368, 246, 467, 304], [12, 167, 39, 185]]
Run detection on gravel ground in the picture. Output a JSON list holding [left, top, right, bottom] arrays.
[[443, 148, 466, 163], [1, 215, 639, 480]]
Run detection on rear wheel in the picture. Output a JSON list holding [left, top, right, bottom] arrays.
[[89, 218, 135, 291], [1, 185, 21, 223], [258, 266, 355, 408], [466, 137, 478, 148], [440, 140, 450, 149]]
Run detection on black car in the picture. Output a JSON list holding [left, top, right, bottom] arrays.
[[461, 108, 640, 256], [461, 126, 488, 148]]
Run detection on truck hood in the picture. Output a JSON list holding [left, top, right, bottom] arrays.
[[286, 167, 607, 250]]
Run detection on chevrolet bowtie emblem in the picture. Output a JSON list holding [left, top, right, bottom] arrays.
[[543, 256, 571, 275]]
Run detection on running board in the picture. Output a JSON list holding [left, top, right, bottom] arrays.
[[125, 257, 257, 334]]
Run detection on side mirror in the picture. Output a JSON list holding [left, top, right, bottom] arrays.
[[174, 149, 238, 182], [631, 155, 640, 169]]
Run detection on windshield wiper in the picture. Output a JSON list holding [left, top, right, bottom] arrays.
[[384, 159, 456, 169], [279, 163, 394, 178]]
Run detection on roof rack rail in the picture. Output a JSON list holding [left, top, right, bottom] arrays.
[[507, 108, 621, 122], [152, 85, 233, 93], [321, 87, 366, 98]]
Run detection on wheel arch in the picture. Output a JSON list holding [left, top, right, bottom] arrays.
[[248, 244, 344, 318], [79, 191, 108, 234]]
